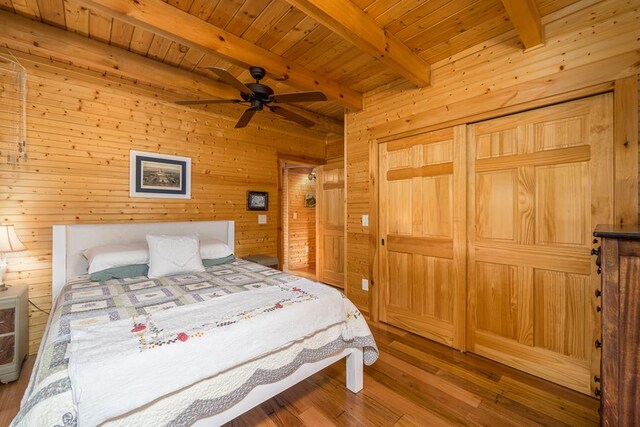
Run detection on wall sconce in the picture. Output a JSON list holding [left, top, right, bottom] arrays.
[[0, 224, 26, 292]]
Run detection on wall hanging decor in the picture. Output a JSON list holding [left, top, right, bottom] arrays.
[[130, 150, 191, 199], [0, 51, 27, 165], [304, 192, 316, 208], [247, 191, 268, 211]]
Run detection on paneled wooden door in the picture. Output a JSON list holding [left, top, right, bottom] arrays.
[[316, 159, 345, 288], [467, 94, 613, 395], [378, 126, 466, 349]]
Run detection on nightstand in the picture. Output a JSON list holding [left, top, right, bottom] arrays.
[[244, 254, 279, 270], [0, 285, 28, 383]]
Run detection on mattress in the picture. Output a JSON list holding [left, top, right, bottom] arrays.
[[12, 259, 377, 426]]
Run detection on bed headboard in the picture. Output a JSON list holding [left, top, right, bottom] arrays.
[[51, 220, 235, 304]]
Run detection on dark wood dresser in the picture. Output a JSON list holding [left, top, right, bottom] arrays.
[[593, 225, 640, 426]]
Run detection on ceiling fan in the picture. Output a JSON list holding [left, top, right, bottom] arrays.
[[176, 66, 328, 129]]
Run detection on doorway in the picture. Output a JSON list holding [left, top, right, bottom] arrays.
[[281, 162, 318, 280]]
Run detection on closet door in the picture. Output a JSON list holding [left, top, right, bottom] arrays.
[[316, 159, 345, 288], [378, 125, 466, 349], [467, 94, 613, 395]]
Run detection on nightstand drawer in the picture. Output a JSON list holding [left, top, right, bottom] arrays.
[[0, 335, 14, 365], [0, 308, 15, 334]]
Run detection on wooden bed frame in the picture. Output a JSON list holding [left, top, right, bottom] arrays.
[[51, 220, 364, 425]]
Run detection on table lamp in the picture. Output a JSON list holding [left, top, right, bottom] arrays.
[[0, 224, 26, 292]]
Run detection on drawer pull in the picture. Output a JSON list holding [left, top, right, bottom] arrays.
[[595, 289, 601, 298], [594, 375, 601, 383], [596, 306, 601, 312], [595, 339, 602, 349], [595, 388, 601, 397]]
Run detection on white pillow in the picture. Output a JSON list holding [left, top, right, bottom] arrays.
[[146, 234, 205, 278], [200, 238, 233, 259], [83, 243, 149, 274]]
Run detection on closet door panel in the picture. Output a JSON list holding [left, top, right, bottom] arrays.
[[379, 125, 466, 349], [467, 94, 614, 395]]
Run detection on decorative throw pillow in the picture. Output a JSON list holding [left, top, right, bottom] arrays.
[[146, 234, 205, 278], [200, 238, 234, 259], [83, 243, 149, 274]]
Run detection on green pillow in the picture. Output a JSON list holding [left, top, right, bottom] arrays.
[[90, 264, 149, 282], [202, 255, 235, 267]]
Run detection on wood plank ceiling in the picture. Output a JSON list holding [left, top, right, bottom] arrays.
[[0, 0, 582, 122]]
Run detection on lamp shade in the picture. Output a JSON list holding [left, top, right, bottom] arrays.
[[0, 224, 26, 253]]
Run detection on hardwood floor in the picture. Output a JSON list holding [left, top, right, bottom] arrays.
[[0, 323, 599, 427], [0, 356, 34, 427]]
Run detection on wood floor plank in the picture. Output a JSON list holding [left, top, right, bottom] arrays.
[[0, 324, 600, 426], [378, 352, 483, 408], [298, 406, 338, 427]]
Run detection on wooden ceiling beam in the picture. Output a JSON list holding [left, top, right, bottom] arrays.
[[501, 0, 544, 49], [73, 0, 362, 110], [282, 0, 430, 87], [0, 11, 343, 134]]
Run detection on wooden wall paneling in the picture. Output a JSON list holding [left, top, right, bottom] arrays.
[[325, 133, 344, 161], [0, 50, 327, 354], [613, 76, 639, 227], [344, 113, 372, 314], [286, 167, 317, 270]]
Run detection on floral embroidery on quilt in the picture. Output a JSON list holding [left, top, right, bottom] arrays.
[[131, 284, 317, 351]]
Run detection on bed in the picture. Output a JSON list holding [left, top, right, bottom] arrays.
[[12, 220, 378, 426]]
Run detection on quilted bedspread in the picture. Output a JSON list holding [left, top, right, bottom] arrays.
[[12, 259, 378, 427]]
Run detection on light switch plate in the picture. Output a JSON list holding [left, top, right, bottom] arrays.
[[361, 278, 369, 291], [362, 215, 369, 227], [258, 214, 267, 224]]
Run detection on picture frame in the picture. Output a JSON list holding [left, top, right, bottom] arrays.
[[130, 150, 191, 199], [247, 191, 268, 211], [305, 192, 316, 208]]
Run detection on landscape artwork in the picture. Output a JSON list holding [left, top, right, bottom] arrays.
[[130, 150, 191, 199]]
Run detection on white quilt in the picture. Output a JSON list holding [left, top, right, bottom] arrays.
[[67, 278, 346, 426]]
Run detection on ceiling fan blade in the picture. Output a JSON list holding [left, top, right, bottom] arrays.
[[208, 67, 253, 95], [270, 91, 327, 103], [235, 107, 258, 128], [268, 106, 315, 128], [175, 99, 243, 105]]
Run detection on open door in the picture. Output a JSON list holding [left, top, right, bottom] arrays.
[[316, 158, 345, 288]]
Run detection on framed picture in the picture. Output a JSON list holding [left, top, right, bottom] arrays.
[[130, 150, 191, 199], [247, 191, 268, 211], [305, 192, 316, 208]]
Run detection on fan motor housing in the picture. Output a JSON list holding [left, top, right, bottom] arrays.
[[245, 83, 274, 100]]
